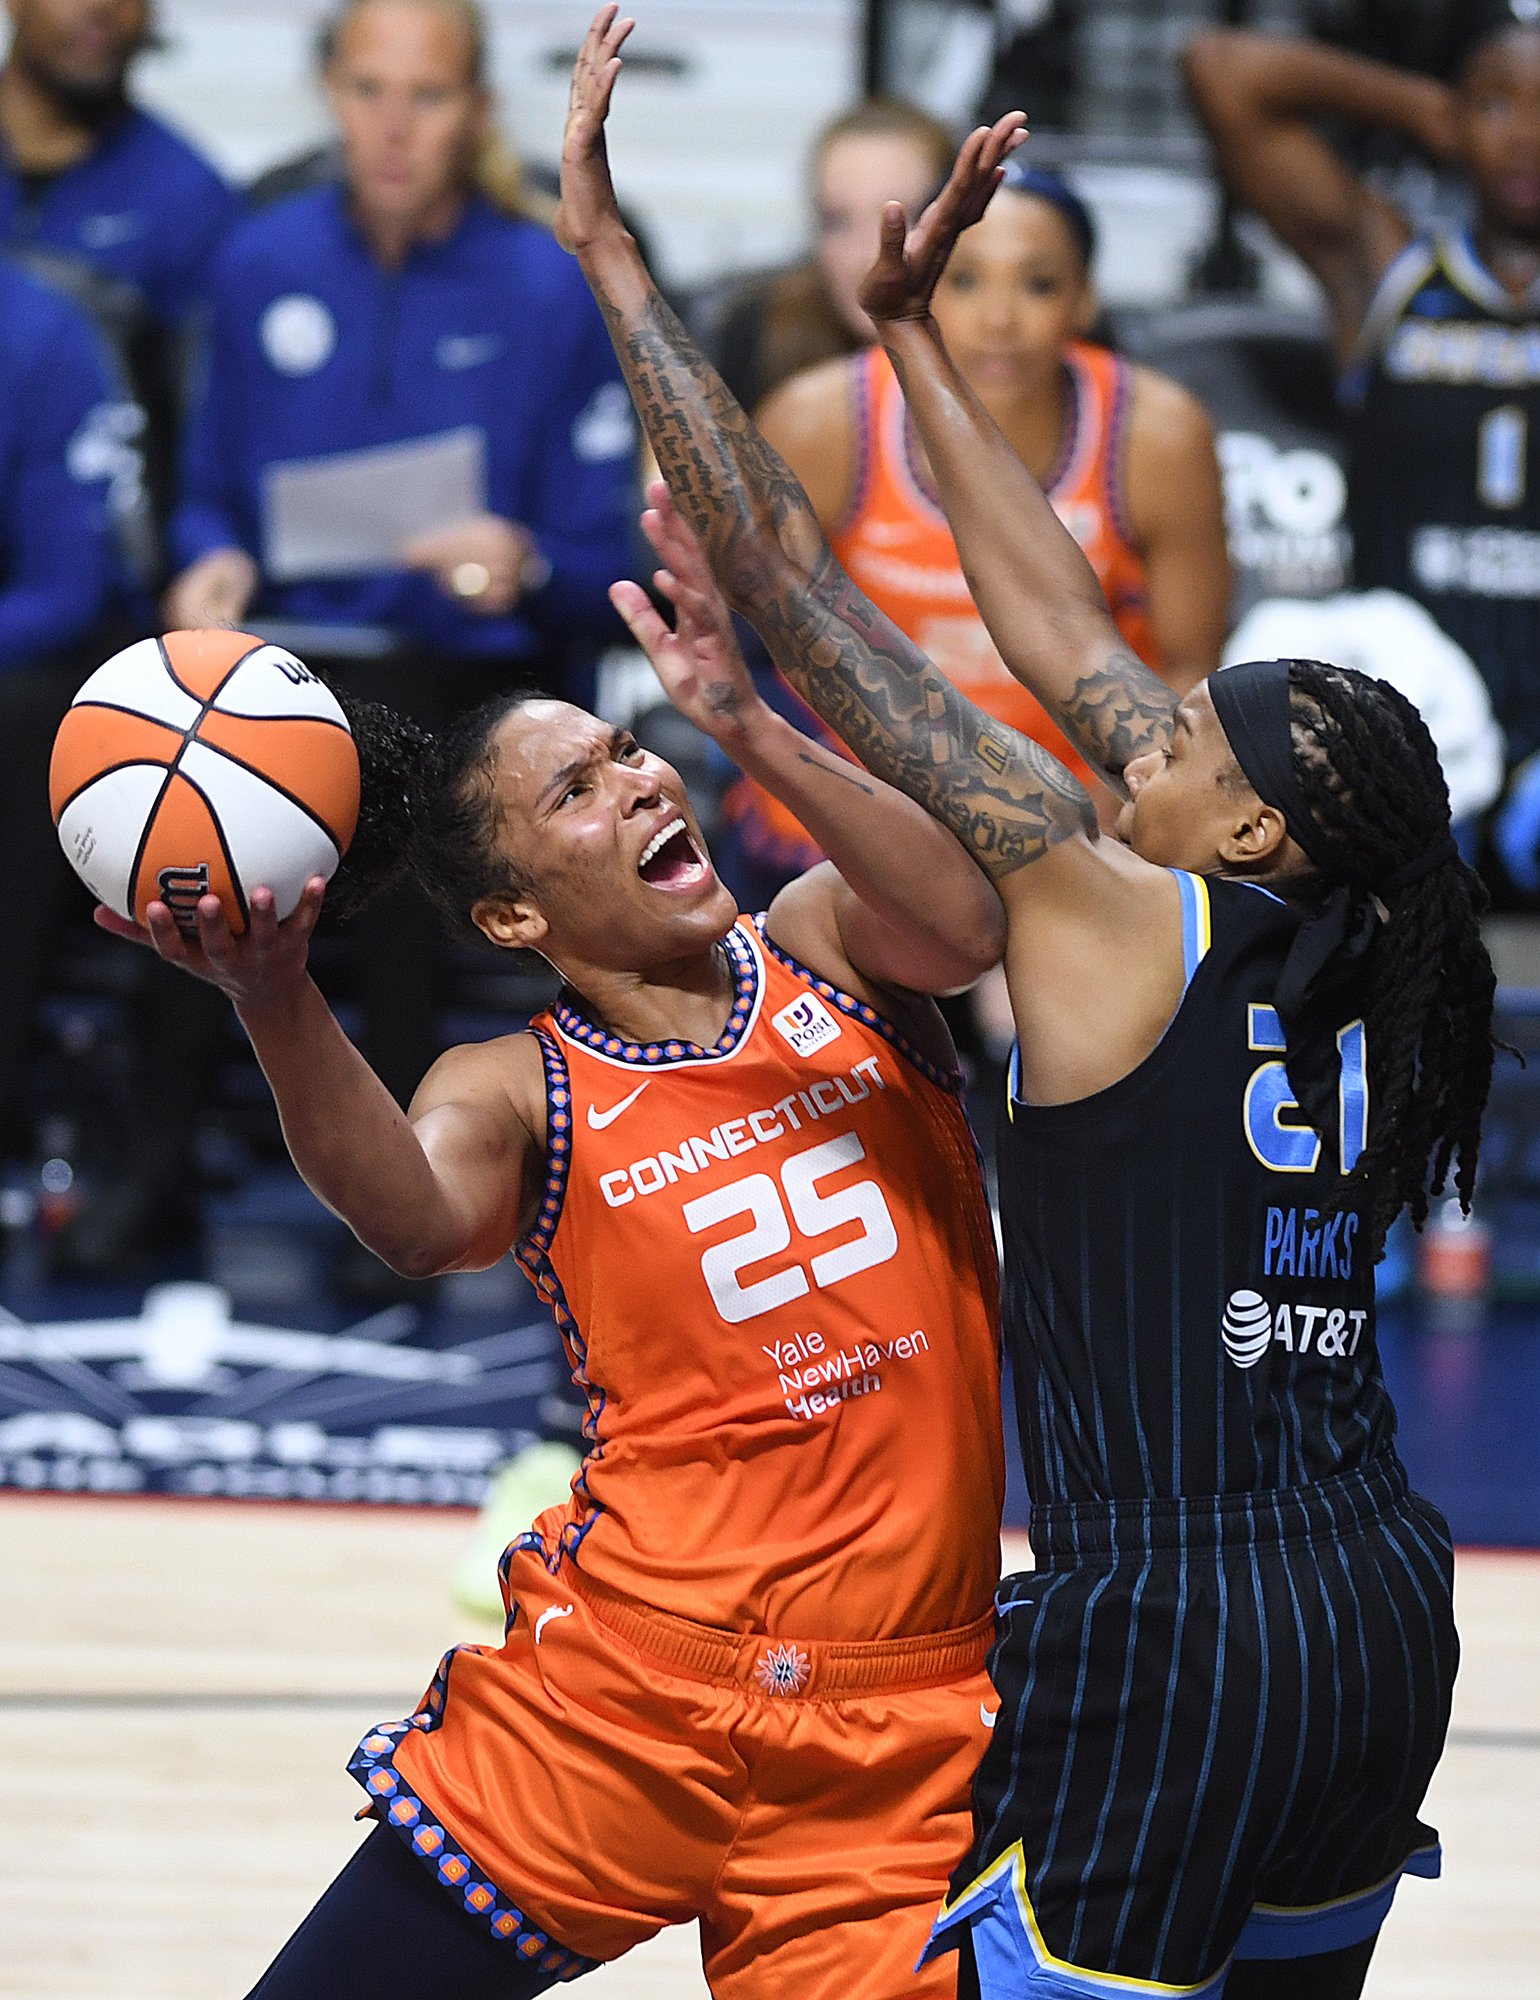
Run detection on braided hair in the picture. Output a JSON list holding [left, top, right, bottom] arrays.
[[326, 689, 541, 938], [1282, 659, 1495, 1251]]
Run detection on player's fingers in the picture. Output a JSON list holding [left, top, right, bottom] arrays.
[[638, 503, 672, 560], [246, 885, 279, 950], [673, 576, 731, 637], [609, 580, 672, 657], [193, 892, 239, 964], [604, 14, 634, 60], [287, 878, 327, 941], [144, 900, 197, 968], [878, 200, 908, 259], [585, 3, 617, 62], [648, 503, 709, 576]]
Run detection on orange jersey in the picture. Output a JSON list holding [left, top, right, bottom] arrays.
[[728, 340, 1159, 866], [512, 917, 1004, 1642]]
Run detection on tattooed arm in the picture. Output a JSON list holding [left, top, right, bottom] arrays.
[[560, 10, 1187, 1100], [559, 9, 1097, 892]]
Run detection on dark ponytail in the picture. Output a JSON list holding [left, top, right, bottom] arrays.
[[1283, 659, 1496, 1251], [327, 688, 540, 937]]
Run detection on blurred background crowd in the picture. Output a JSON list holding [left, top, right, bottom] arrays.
[[4, 0, 1540, 1361]]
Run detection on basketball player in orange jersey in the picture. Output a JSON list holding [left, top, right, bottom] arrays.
[[726, 148, 1229, 883], [96, 536, 1007, 1987]]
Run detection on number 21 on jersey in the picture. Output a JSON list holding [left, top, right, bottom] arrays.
[[1243, 1005, 1367, 1175], [683, 1131, 900, 1325]]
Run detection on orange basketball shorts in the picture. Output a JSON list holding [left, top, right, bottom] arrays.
[[350, 1542, 997, 1997]]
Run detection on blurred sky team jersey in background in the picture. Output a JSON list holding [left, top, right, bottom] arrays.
[[1345, 232, 1540, 764]]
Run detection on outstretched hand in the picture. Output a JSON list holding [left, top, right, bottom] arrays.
[[610, 481, 765, 750], [557, 4, 635, 256], [94, 878, 326, 1012], [857, 112, 1028, 325]]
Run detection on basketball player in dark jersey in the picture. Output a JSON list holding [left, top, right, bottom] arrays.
[[561, 14, 1496, 1995], [1187, 3, 1540, 770]]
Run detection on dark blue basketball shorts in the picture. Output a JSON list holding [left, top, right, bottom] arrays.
[[924, 1455, 1456, 1997]]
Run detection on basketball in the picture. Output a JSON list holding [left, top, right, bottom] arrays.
[[49, 630, 360, 936]]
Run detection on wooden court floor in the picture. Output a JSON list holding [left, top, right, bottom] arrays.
[[2, 1496, 1536, 1999]]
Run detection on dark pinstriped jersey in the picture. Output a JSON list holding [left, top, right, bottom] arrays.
[[999, 871, 1390, 1507], [1344, 232, 1540, 761]]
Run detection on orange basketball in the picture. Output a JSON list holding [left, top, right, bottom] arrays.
[[49, 630, 360, 935]]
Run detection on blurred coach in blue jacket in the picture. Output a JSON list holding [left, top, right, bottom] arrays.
[[164, 0, 635, 678], [157, 0, 636, 1272]]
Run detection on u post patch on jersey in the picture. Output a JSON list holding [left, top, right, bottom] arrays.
[[772, 993, 843, 1059]]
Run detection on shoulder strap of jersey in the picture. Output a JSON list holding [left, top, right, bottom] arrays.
[[1072, 340, 1139, 551], [1346, 237, 1439, 386], [835, 347, 881, 538], [753, 914, 965, 1095]]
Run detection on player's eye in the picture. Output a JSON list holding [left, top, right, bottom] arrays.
[[618, 738, 645, 763], [558, 779, 589, 806]]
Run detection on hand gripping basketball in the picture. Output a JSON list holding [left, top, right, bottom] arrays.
[[49, 629, 360, 938]]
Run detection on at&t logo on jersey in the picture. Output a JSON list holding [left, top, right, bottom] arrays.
[[772, 993, 843, 1059], [1221, 1287, 1368, 1370]]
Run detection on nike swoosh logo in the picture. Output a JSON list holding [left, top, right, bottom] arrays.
[[534, 1603, 574, 1645], [981, 1703, 1000, 1728], [587, 1080, 651, 1130]]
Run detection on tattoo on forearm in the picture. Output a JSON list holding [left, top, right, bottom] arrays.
[[585, 256, 1095, 882], [1062, 654, 1179, 782], [797, 751, 875, 796], [770, 553, 1096, 880], [702, 679, 743, 719]]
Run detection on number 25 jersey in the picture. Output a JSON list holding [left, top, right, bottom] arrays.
[[515, 917, 1004, 1643]]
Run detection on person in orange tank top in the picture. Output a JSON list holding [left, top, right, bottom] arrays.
[[98, 484, 1007, 1985], [726, 156, 1230, 890]]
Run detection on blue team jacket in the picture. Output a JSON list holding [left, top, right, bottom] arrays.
[[0, 103, 235, 331], [170, 187, 638, 661], [0, 258, 120, 670]]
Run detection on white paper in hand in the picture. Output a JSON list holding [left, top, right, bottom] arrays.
[[262, 426, 488, 582]]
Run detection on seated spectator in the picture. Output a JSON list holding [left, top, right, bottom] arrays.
[[733, 158, 1230, 905], [1186, 5, 1540, 811], [0, 0, 237, 557], [701, 96, 956, 416], [147, 0, 636, 1289], [0, 256, 132, 1164]]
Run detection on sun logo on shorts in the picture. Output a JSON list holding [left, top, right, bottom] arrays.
[[755, 1642, 811, 1696]]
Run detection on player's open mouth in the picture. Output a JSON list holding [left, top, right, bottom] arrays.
[[637, 816, 709, 889]]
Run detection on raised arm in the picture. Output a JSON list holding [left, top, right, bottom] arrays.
[[561, 10, 1187, 1102], [560, 10, 1096, 896], [790, 122, 1191, 796], [96, 883, 537, 1278], [1184, 29, 1451, 358], [612, 482, 1005, 996]]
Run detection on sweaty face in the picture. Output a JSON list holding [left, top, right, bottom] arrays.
[[814, 130, 946, 340], [931, 191, 1092, 404], [326, 0, 486, 237], [1117, 681, 1261, 873], [479, 701, 735, 968], [7, 0, 147, 101], [1457, 29, 1540, 236]]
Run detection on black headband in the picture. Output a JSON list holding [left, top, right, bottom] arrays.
[[1208, 659, 1337, 873], [1210, 659, 1459, 896]]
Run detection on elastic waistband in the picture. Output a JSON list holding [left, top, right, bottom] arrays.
[[561, 1562, 994, 1698], [1031, 1454, 1410, 1564]]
